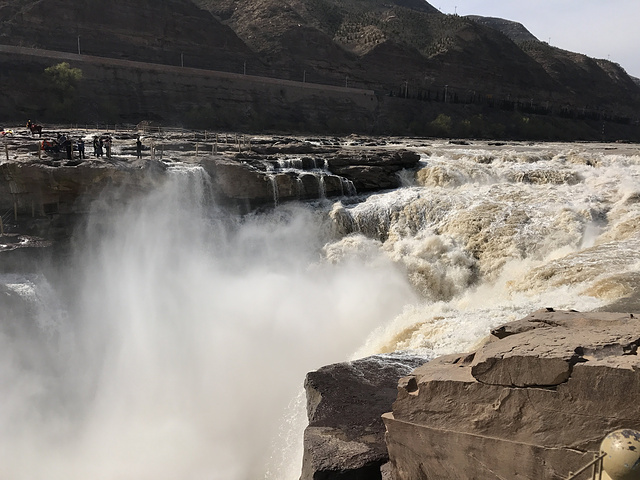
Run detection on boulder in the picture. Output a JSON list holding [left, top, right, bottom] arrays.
[[384, 309, 640, 480], [302, 353, 428, 480], [327, 150, 420, 191]]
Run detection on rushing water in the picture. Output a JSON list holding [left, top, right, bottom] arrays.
[[1, 141, 640, 479]]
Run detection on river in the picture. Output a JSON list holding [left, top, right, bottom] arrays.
[[1, 140, 639, 479]]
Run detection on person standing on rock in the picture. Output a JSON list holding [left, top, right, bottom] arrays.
[[93, 136, 100, 157], [136, 136, 143, 158], [65, 138, 72, 160], [105, 136, 112, 159], [78, 138, 85, 159]]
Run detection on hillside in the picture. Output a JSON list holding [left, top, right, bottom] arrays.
[[0, 0, 260, 72], [191, 0, 640, 113], [465, 15, 539, 43], [467, 14, 639, 113], [0, 0, 639, 138]]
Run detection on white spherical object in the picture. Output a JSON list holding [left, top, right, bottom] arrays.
[[600, 429, 640, 480]]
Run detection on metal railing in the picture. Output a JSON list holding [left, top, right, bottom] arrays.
[[0, 208, 14, 235], [566, 452, 606, 480]]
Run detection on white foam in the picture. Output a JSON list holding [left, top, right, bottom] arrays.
[[2, 143, 640, 479]]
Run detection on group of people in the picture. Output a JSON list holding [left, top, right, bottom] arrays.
[[25, 120, 146, 161], [40, 133, 112, 160], [93, 135, 144, 158], [93, 135, 112, 158], [39, 134, 144, 160], [41, 133, 85, 160]]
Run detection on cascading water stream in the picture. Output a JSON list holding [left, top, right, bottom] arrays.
[[318, 174, 327, 198], [268, 173, 279, 206], [260, 156, 356, 205]]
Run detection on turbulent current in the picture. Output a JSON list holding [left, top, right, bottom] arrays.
[[1, 141, 640, 479]]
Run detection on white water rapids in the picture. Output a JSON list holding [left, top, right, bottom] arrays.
[[1, 141, 640, 479]]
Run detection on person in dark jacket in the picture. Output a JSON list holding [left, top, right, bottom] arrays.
[[78, 138, 85, 159]]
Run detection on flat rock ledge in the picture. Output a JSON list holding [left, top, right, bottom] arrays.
[[384, 309, 640, 480], [1, 131, 421, 240], [302, 353, 429, 480]]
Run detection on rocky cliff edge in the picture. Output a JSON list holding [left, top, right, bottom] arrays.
[[301, 309, 640, 479], [385, 309, 640, 479]]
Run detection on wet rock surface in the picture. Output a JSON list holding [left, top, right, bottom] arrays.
[[384, 308, 640, 480]]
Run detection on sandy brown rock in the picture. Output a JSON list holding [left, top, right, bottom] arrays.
[[200, 155, 272, 203], [385, 309, 640, 480], [0, 155, 167, 220]]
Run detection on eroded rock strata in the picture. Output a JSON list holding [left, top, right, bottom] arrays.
[[0, 131, 421, 241], [301, 309, 640, 479], [384, 309, 640, 479]]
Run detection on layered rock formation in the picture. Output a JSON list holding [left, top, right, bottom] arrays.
[[0, 129, 421, 237], [327, 150, 420, 192], [300, 309, 640, 479], [384, 309, 640, 479], [0, 142, 167, 239]]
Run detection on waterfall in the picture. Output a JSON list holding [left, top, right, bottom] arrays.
[[260, 155, 355, 202], [296, 177, 305, 199], [0, 165, 415, 480], [265, 173, 279, 206], [1, 142, 640, 480], [330, 145, 640, 356], [341, 177, 357, 196], [318, 174, 327, 198]]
